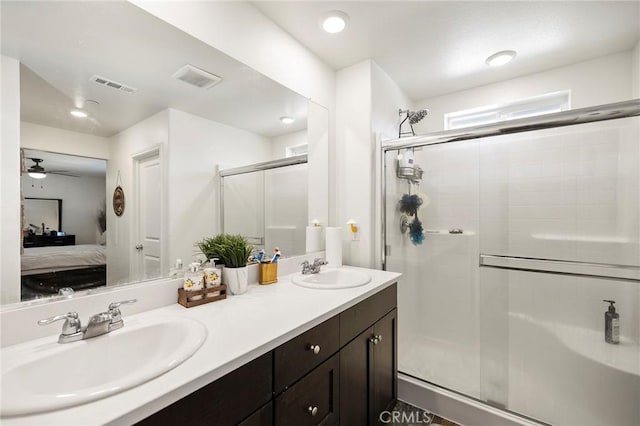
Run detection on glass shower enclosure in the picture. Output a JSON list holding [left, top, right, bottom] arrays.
[[383, 101, 640, 425]]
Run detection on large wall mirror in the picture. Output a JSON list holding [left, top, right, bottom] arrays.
[[1, 1, 328, 304]]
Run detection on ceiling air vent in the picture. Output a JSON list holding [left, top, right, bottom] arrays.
[[172, 64, 223, 89], [90, 75, 137, 94]]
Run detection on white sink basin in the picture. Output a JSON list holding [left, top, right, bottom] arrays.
[[1, 316, 207, 417], [291, 268, 372, 289]]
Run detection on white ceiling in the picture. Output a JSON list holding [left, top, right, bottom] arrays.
[[1, 1, 308, 138], [253, 1, 640, 101]]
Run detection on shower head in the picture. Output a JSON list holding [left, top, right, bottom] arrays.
[[408, 109, 429, 124], [398, 108, 430, 137]]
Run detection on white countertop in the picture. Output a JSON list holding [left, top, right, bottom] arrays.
[[2, 266, 401, 426]]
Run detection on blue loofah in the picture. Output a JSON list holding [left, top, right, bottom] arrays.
[[409, 216, 425, 245]]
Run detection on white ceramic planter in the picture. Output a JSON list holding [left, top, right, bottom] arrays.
[[223, 266, 248, 295]]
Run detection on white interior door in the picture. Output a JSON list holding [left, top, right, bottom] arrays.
[[135, 152, 162, 280]]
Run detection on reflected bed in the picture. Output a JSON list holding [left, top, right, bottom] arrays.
[[21, 244, 107, 300]]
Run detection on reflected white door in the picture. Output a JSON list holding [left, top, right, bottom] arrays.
[[135, 153, 162, 280]]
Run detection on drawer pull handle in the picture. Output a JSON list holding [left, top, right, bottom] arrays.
[[308, 406, 318, 416], [309, 344, 321, 355], [376, 334, 383, 342], [369, 336, 379, 345]]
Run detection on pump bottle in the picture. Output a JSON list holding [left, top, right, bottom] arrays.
[[603, 300, 619, 344]]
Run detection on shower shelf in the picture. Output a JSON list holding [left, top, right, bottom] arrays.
[[396, 165, 423, 182]]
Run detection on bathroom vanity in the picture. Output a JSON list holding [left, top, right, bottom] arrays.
[[1, 267, 400, 426], [138, 284, 397, 426]]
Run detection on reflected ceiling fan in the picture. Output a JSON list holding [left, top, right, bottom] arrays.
[[26, 158, 78, 179]]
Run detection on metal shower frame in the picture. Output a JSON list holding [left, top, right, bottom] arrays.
[[380, 98, 640, 272]]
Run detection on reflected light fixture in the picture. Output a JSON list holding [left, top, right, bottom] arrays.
[[280, 116, 295, 124], [28, 171, 46, 179], [70, 110, 88, 118], [486, 50, 517, 67], [321, 11, 349, 33]]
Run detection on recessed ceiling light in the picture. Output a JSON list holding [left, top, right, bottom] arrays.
[[70, 110, 88, 118], [280, 116, 295, 124], [486, 50, 517, 67], [321, 11, 349, 34]]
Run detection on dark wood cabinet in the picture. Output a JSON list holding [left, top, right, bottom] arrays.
[[372, 309, 398, 420], [239, 402, 273, 426], [274, 315, 339, 393], [275, 354, 339, 426], [137, 352, 273, 426], [340, 309, 397, 425], [138, 283, 397, 426]]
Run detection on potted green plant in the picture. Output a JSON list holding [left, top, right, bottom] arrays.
[[196, 234, 253, 295]]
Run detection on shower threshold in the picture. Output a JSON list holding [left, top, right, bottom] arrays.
[[398, 373, 551, 426]]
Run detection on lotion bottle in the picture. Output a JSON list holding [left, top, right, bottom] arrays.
[[603, 299, 619, 344], [184, 262, 204, 301]]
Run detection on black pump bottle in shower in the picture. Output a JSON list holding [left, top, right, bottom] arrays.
[[603, 300, 620, 344]]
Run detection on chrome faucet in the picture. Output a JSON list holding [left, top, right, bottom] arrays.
[[301, 258, 328, 275], [38, 299, 137, 344]]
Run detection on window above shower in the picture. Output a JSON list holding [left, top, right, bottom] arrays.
[[444, 90, 571, 130]]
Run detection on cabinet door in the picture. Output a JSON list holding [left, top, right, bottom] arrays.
[[136, 352, 273, 426], [372, 309, 397, 418], [239, 401, 273, 426], [339, 326, 374, 425]]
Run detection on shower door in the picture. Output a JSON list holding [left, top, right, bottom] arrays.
[[384, 114, 640, 425]]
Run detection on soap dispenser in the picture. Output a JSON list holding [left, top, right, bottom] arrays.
[[603, 300, 620, 344]]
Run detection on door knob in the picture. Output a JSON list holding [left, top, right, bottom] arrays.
[[369, 336, 379, 345], [307, 406, 318, 416], [308, 344, 321, 355], [135, 244, 144, 251]]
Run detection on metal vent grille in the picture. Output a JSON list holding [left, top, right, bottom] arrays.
[[90, 75, 137, 94], [172, 64, 222, 89]]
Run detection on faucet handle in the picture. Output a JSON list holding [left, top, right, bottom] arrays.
[[108, 299, 137, 324], [38, 312, 81, 336], [108, 299, 137, 311], [313, 258, 327, 265]]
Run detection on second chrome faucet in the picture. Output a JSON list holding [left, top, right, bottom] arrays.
[[301, 258, 328, 275], [38, 299, 137, 344]]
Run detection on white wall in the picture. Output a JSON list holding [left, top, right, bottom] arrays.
[[21, 122, 109, 160], [336, 60, 373, 268], [270, 129, 307, 160], [107, 110, 169, 286], [21, 174, 106, 244], [1, 55, 21, 304], [632, 40, 640, 98], [167, 109, 273, 265], [414, 50, 635, 133], [130, 0, 335, 225], [336, 60, 414, 268]]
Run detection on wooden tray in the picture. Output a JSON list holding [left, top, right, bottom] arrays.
[[178, 285, 227, 308]]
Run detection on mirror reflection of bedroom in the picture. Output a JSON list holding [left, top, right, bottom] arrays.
[[21, 150, 107, 301]]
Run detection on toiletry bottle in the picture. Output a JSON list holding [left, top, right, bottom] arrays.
[[203, 259, 222, 298], [184, 262, 204, 301], [603, 300, 620, 344]]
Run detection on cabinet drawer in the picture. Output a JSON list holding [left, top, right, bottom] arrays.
[[340, 283, 397, 346], [274, 315, 339, 393], [275, 354, 339, 426]]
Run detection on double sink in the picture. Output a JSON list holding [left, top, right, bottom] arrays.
[[1, 267, 370, 417]]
